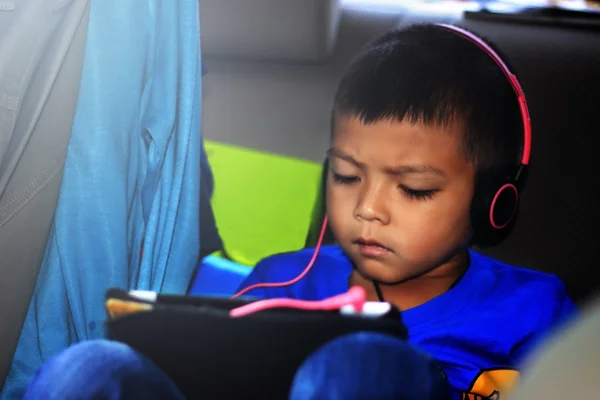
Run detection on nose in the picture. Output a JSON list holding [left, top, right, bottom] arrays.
[[354, 182, 390, 224]]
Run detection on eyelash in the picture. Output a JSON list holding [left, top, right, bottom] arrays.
[[403, 188, 437, 201], [331, 172, 359, 185], [331, 172, 438, 201]]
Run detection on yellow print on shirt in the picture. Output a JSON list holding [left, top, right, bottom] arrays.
[[460, 369, 520, 400]]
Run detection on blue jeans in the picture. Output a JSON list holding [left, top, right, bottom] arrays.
[[24, 333, 452, 400]]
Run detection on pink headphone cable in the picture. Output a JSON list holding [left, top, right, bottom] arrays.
[[229, 215, 364, 317], [231, 216, 329, 299]]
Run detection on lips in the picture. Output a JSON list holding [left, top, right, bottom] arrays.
[[353, 237, 391, 257]]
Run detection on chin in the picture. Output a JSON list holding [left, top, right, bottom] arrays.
[[353, 257, 410, 284]]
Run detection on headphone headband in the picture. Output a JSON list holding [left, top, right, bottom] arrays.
[[436, 24, 532, 169]]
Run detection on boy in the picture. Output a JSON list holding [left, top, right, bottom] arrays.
[[22, 24, 576, 400], [235, 23, 577, 398]]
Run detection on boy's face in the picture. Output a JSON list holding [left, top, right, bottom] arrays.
[[327, 115, 475, 284]]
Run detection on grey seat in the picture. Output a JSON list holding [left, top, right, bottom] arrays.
[[0, 0, 90, 387]]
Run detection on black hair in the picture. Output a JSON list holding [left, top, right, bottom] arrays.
[[332, 23, 523, 182]]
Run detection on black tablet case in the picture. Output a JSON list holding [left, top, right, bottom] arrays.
[[105, 289, 408, 399]]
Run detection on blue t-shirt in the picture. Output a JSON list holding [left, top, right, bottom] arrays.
[[237, 245, 577, 399]]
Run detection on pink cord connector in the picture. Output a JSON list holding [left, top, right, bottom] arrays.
[[230, 286, 367, 318]]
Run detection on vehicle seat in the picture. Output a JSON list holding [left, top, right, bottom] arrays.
[[0, 0, 90, 387]]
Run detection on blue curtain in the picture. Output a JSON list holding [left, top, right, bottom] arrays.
[[2, 0, 203, 396]]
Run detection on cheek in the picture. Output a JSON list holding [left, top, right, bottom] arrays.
[[326, 183, 354, 233], [392, 192, 473, 253]]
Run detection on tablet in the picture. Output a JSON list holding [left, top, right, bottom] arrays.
[[104, 287, 407, 399]]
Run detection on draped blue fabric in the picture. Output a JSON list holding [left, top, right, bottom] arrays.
[[2, 0, 203, 396]]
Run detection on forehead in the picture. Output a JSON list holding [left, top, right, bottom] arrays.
[[332, 115, 470, 174]]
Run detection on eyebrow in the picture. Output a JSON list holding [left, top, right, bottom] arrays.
[[327, 148, 446, 177]]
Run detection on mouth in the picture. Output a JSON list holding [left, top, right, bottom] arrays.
[[353, 237, 392, 257]]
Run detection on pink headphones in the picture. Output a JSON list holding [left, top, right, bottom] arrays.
[[232, 24, 531, 299], [436, 24, 531, 235]]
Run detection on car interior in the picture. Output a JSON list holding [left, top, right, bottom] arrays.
[[1, 0, 599, 397]]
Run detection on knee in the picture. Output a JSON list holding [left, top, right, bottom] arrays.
[[46, 340, 143, 373], [290, 332, 451, 400], [63, 339, 136, 358], [24, 340, 144, 398]]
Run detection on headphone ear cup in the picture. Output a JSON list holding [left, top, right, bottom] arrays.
[[470, 179, 520, 246]]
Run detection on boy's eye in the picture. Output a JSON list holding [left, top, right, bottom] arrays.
[[332, 172, 359, 185], [400, 186, 438, 201], [330, 172, 437, 200]]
